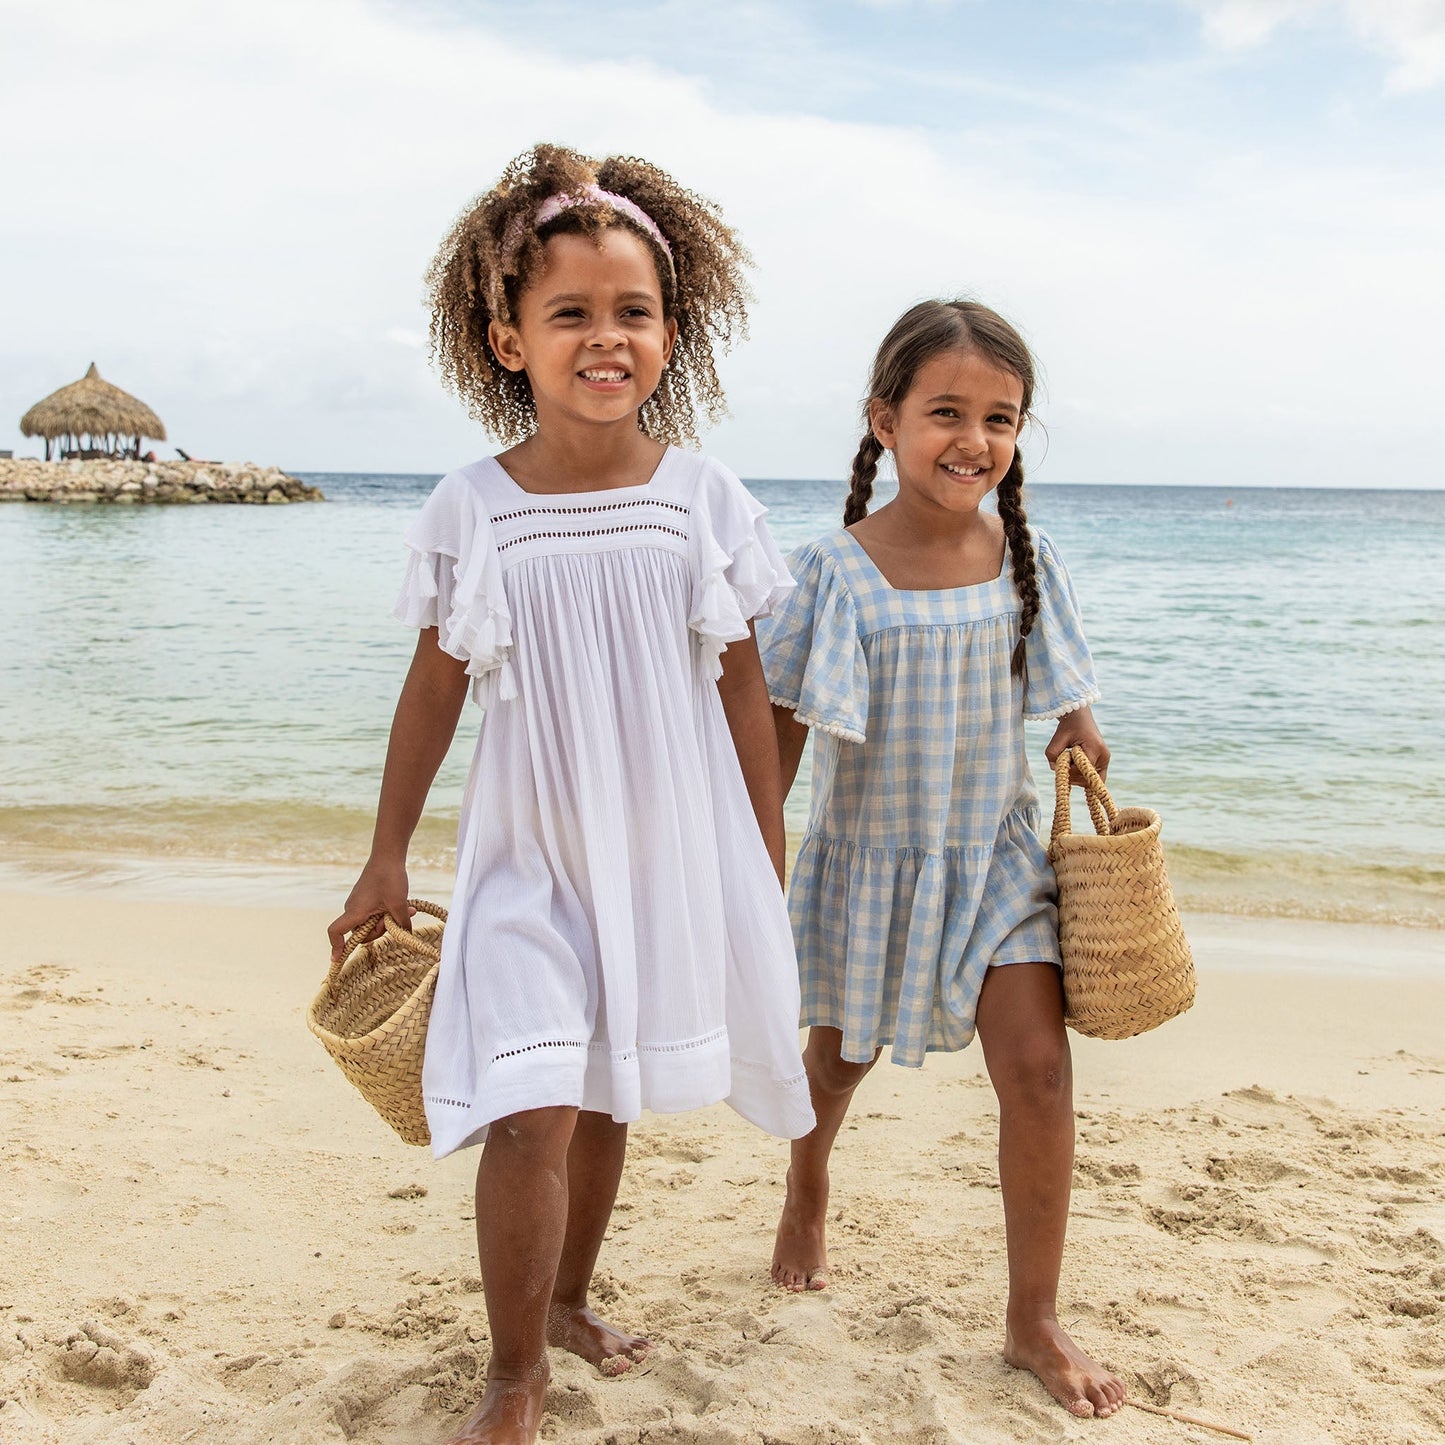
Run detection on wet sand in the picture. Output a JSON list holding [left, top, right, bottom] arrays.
[[1, 888, 1442, 1444]]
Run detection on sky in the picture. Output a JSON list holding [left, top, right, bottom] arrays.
[[2, 0, 1444, 486]]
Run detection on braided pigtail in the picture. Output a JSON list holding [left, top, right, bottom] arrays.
[[844, 431, 883, 525], [996, 457, 1039, 677], [850, 300, 1040, 655]]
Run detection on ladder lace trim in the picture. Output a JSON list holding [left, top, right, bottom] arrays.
[[485, 1028, 729, 1068], [498, 523, 689, 551], [490, 1038, 588, 1062], [639, 1027, 727, 1054], [492, 497, 689, 524]]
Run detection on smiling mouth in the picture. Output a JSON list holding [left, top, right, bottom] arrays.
[[579, 368, 629, 383], [942, 462, 987, 479]]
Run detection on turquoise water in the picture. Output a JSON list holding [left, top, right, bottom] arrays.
[[1, 474, 1442, 924]]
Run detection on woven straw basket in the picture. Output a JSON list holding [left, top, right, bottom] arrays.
[[1048, 748, 1195, 1040], [307, 900, 446, 1146]]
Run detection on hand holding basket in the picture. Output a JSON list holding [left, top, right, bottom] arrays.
[[307, 900, 446, 1146], [1048, 748, 1195, 1040]]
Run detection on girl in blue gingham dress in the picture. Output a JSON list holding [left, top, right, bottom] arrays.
[[757, 301, 1128, 1422]]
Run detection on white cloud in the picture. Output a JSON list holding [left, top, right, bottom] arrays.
[[1194, 0, 1316, 48], [1191, 0, 1445, 91], [2, 0, 1444, 487]]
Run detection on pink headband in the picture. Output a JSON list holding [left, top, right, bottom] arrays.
[[504, 184, 675, 269]]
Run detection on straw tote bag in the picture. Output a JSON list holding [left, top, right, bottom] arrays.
[[307, 900, 446, 1146], [1047, 748, 1195, 1039]]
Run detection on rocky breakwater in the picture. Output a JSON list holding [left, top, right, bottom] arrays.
[[0, 458, 325, 504]]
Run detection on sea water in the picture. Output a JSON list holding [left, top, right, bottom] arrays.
[[1, 473, 1441, 925]]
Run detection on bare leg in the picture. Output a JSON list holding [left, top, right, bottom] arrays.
[[974, 964, 1126, 1420], [446, 1106, 576, 1445], [771, 1027, 879, 1291], [547, 1110, 651, 1373]]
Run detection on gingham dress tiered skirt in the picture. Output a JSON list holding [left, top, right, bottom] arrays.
[[759, 527, 1099, 1067]]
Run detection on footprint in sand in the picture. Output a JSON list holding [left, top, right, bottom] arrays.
[[219, 1350, 327, 1404], [374, 1292, 462, 1339], [58, 1320, 157, 1398]]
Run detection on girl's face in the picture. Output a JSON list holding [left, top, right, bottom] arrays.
[[489, 228, 677, 432], [870, 349, 1025, 515]]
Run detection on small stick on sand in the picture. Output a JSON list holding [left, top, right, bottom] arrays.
[[1125, 1397, 1253, 1441]]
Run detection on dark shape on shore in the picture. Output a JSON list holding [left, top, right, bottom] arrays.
[[20, 363, 167, 461]]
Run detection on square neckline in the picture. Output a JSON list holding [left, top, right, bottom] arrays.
[[488, 444, 680, 500], [839, 527, 1010, 595]]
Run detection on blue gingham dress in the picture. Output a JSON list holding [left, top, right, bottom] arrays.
[[758, 527, 1100, 1067]]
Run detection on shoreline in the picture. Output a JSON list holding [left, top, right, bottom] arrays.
[[1, 883, 1441, 1444], [1, 845, 1440, 984], [2, 831, 1441, 934]]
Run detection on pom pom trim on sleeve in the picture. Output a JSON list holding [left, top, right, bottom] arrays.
[[1022, 690, 1101, 724], [766, 695, 867, 745]]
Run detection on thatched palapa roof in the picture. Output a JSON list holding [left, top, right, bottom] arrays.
[[20, 363, 166, 443]]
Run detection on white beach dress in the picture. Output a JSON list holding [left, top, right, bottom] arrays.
[[394, 447, 816, 1158]]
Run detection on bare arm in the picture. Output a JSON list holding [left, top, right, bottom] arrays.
[[328, 629, 470, 959], [716, 626, 787, 886], [772, 704, 810, 798]]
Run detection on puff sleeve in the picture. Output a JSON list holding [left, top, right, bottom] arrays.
[[687, 459, 794, 681], [1021, 529, 1100, 722], [757, 540, 869, 744], [393, 467, 517, 709]]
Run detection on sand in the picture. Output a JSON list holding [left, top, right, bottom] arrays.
[[1, 887, 1442, 1445]]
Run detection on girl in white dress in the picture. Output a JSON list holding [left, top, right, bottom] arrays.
[[329, 145, 814, 1445]]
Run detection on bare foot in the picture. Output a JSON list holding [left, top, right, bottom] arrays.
[[771, 1166, 830, 1292], [444, 1365, 548, 1444], [1004, 1318, 1126, 1419], [546, 1301, 651, 1376]]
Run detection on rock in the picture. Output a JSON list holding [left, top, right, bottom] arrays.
[[0, 458, 324, 504]]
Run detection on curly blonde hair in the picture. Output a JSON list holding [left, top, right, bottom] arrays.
[[426, 144, 752, 447]]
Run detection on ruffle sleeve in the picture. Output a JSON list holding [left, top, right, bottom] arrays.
[[392, 467, 517, 709], [756, 540, 868, 744], [687, 459, 794, 681], [1021, 528, 1100, 722]]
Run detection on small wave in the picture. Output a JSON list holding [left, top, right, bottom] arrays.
[[1, 807, 1440, 928], [1165, 842, 1444, 929], [0, 802, 461, 872]]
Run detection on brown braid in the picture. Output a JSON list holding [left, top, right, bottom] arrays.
[[426, 143, 752, 447], [844, 430, 883, 525], [995, 456, 1039, 676], [849, 300, 1042, 674]]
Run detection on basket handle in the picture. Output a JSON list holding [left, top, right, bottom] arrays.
[[1051, 746, 1119, 845], [326, 898, 449, 987]]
